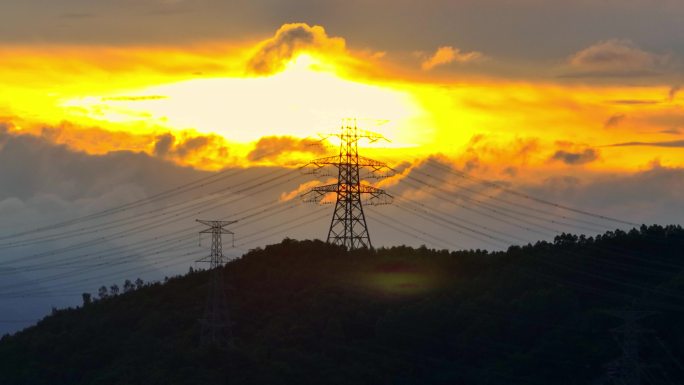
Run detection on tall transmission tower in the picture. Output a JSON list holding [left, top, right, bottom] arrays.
[[302, 119, 393, 250], [196, 219, 236, 348]]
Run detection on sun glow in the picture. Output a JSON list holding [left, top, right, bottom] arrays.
[[60, 54, 423, 145]]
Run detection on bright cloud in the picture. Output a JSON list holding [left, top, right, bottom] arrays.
[[421, 46, 483, 70]]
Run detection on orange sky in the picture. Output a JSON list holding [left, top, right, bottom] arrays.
[[1, 23, 682, 180], [3, 4, 684, 336]]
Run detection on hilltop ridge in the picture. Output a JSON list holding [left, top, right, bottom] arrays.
[[2, 227, 684, 384]]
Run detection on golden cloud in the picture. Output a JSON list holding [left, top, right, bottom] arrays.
[[280, 178, 337, 202], [247, 23, 346, 75], [247, 136, 326, 163], [421, 46, 483, 70]]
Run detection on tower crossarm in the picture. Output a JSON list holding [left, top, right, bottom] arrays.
[[327, 129, 389, 143], [199, 228, 235, 235], [358, 129, 388, 143], [358, 183, 388, 195], [359, 183, 393, 206], [301, 183, 339, 203], [196, 220, 238, 228], [305, 155, 389, 168], [357, 156, 390, 169], [302, 183, 393, 205], [309, 183, 340, 193], [304, 155, 393, 181], [307, 155, 341, 167], [358, 156, 395, 179], [303, 183, 389, 195]]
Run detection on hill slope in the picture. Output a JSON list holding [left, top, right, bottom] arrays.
[[2, 226, 684, 385]]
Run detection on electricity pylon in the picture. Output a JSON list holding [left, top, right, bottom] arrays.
[[302, 119, 393, 250], [196, 219, 236, 348], [606, 309, 654, 385], [597, 307, 676, 385]]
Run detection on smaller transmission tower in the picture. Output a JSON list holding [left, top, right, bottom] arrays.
[[607, 309, 653, 385], [302, 119, 393, 250], [196, 219, 236, 348], [596, 307, 676, 385]]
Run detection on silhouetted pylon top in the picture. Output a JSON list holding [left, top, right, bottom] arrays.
[[196, 219, 237, 268], [301, 119, 393, 250]]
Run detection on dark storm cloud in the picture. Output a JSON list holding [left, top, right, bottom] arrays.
[[550, 149, 599, 165]]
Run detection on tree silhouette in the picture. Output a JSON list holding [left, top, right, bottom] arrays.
[[97, 285, 108, 300], [81, 293, 92, 307], [123, 280, 135, 293]]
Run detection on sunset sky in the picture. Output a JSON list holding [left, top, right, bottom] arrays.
[[1, 0, 684, 332], [1, 1, 683, 176]]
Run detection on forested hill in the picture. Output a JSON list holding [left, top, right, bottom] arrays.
[[2, 225, 684, 385]]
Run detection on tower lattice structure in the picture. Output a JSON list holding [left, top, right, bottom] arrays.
[[302, 120, 393, 250], [597, 307, 676, 385], [605, 309, 654, 385], [196, 219, 236, 348]]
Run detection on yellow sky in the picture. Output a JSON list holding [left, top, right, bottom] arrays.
[[0, 23, 682, 178]]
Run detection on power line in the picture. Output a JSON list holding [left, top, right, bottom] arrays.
[[0, 201, 316, 295], [0, 135, 317, 244], [0, 199, 307, 294], [424, 158, 639, 227], [365, 207, 463, 250], [0, 167, 302, 251], [0, 167, 302, 267]]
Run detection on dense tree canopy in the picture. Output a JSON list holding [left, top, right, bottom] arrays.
[[1, 225, 684, 384]]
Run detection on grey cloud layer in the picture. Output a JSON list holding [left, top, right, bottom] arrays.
[[563, 39, 671, 79], [0, 126, 207, 201], [550, 149, 599, 165], [2, 0, 684, 70], [2, 126, 684, 334]]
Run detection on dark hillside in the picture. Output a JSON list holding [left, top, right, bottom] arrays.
[[2, 225, 684, 385]]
